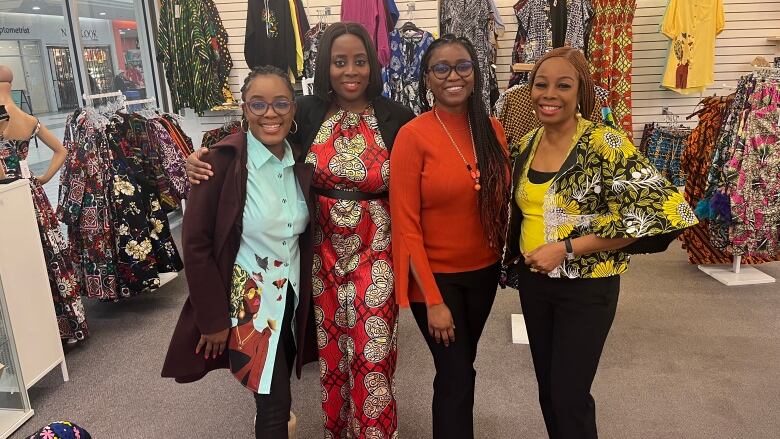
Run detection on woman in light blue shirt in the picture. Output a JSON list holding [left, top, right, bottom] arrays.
[[163, 66, 318, 439]]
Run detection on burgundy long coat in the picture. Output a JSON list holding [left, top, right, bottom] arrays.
[[161, 132, 318, 383]]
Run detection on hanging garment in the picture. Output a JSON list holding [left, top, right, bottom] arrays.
[[59, 110, 185, 301], [157, 0, 233, 114], [341, 0, 391, 66], [246, 0, 304, 77], [661, 0, 725, 94], [385, 0, 400, 31], [440, 0, 497, 111], [496, 83, 611, 147], [303, 22, 328, 79], [644, 125, 690, 187], [201, 121, 242, 150], [305, 109, 398, 438], [509, 0, 594, 87], [0, 135, 89, 342], [679, 96, 776, 265], [588, 0, 636, 139], [382, 28, 436, 115], [726, 79, 780, 258]]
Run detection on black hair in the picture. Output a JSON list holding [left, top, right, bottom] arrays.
[[312, 22, 383, 103], [240, 65, 295, 101], [418, 34, 510, 251]]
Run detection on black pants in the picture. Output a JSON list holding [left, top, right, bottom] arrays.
[[518, 266, 620, 439], [253, 286, 296, 439], [411, 262, 500, 439]]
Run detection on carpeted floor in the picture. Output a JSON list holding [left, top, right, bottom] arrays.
[[10, 233, 780, 438]]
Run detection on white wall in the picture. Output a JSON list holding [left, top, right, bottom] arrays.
[[193, 0, 780, 145]]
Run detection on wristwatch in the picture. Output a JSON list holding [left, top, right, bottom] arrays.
[[564, 238, 575, 260]]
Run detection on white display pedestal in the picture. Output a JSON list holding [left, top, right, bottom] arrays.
[[0, 180, 68, 393], [511, 314, 529, 345], [698, 255, 776, 286]]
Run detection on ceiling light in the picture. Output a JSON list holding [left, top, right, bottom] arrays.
[[100, 12, 106, 16], [32, 6, 41, 10]]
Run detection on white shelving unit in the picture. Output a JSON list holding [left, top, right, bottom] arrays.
[[0, 180, 68, 397]]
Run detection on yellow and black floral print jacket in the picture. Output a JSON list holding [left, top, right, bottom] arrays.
[[503, 119, 698, 279]]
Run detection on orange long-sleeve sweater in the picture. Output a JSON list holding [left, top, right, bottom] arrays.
[[390, 108, 508, 307]]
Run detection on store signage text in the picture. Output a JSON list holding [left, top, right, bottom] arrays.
[[58, 28, 99, 41], [0, 26, 31, 37]]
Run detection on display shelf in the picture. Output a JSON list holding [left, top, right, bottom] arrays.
[[0, 410, 34, 439], [159, 272, 178, 288]]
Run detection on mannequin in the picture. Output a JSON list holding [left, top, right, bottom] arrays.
[[0, 65, 66, 184], [0, 65, 89, 342]]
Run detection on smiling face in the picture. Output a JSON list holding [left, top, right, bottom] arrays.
[[329, 33, 371, 107], [241, 74, 295, 147], [425, 43, 475, 114], [530, 57, 581, 126]]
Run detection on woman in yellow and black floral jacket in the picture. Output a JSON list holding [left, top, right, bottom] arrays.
[[501, 47, 697, 439]]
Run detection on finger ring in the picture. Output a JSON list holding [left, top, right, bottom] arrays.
[[529, 267, 539, 273]]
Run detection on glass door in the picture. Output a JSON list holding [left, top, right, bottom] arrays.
[[19, 42, 51, 114], [47, 46, 79, 111], [82, 46, 115, 95]]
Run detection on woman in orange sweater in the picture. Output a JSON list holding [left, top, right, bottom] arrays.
[[389, 35, 510, 439]]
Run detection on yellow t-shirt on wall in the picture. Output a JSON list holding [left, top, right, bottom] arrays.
[[661, 0, 725, 95]]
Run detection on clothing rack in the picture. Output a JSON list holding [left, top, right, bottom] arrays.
[[695, 68, 778, 286]]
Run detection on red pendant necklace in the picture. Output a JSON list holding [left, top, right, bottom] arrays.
[[434, 107, 481, 191]]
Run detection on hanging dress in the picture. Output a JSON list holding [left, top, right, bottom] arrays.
[[305, 108, 398, 437], [0, 116, 88, 342]]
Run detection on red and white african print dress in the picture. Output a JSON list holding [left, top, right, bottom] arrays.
[[305, 108, 398, 439]]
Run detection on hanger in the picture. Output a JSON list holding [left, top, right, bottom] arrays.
[[400, 3, 420, 33]]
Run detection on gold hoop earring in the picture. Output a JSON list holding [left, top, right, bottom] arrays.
[[290, 120, 298, 134], [241, 118, 249, 133]]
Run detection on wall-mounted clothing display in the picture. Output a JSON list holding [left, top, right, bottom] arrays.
[[382, 28, 436, 115], [341, 0, 391, 66], [58, 109, 187, 301], [496, 83, 611, 147], [697, 70, 780, 259], [509, 0, 594, 87], [639, 123, 691, 187], [440, 0, 497, 110], [0, 131, 89, 343], [661, 0, 725, 94], [157, 0, 233, 114], [245, 0, 309, 78], [588, 0, 636, 138]]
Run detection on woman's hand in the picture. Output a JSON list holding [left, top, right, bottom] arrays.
[[186, 147, 213, 185], [195, 328, 229, 359], [427, 303, 455, 347], [524, 242, 567, 274]]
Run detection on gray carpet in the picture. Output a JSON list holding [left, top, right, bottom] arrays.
[[11, 233, 780, 438]]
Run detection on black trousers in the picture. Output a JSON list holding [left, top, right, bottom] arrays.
[[517, 266, 620, 439], [410, 262, 500, 439], [253, 286, 296, 439]]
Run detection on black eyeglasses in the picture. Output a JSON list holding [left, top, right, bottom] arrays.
[[428, 61, 474, 80], [246, 99, 293, 116]]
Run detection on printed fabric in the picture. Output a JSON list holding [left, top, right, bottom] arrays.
[[644, 126, 691, 187], [303, 22, 327, 79], [26, 421, 91, 439], [201, 121, 242, 150], [305, 109, 398, 438], [510, 0, 594, 86], [0, 138, 88, 342], [496, 83, 611, 147], [440, 0, 497, 112], [157, 0, 233, 114], [382, 28, 436, 115], [588, 0, 636, 139], [661, 0, 725, 94], [511, 119, 698, 279]]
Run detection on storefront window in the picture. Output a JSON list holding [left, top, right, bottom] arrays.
[[0, 4, 76, 114], [75, 0, 157, 102]]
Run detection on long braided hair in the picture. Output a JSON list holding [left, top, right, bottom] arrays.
[[418, 35, 510, 251]]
